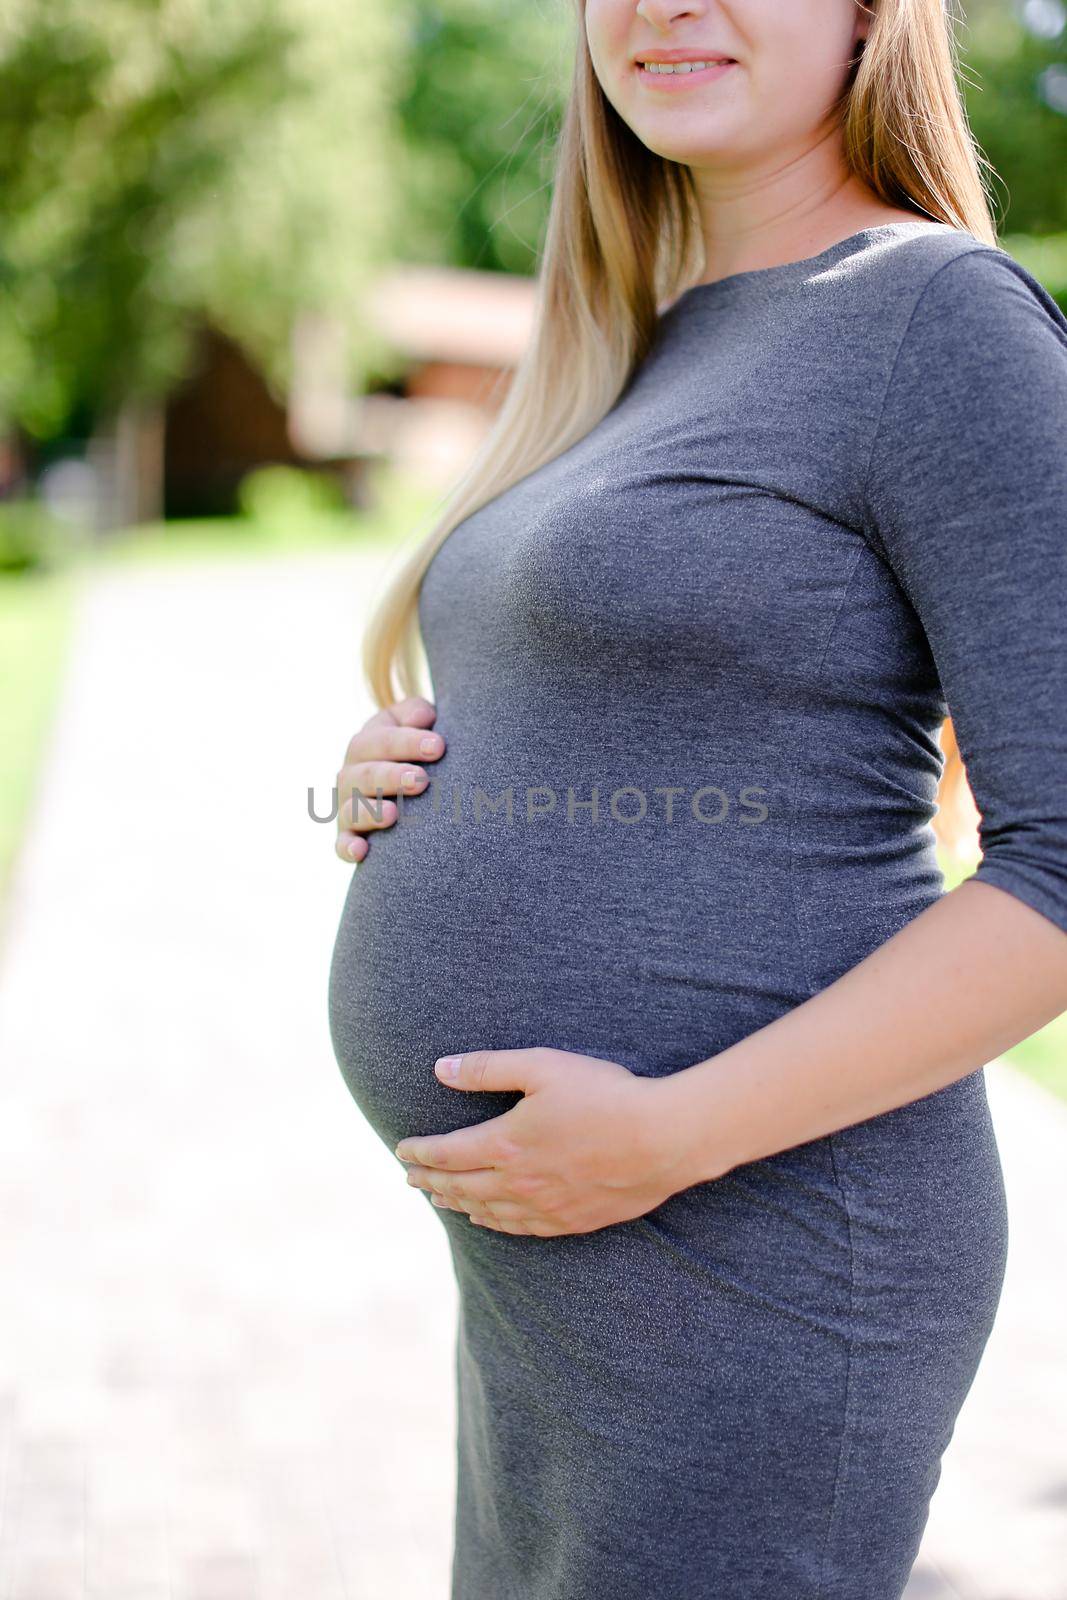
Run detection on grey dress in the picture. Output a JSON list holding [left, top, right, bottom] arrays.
[[327, 220, 1067, 1599]]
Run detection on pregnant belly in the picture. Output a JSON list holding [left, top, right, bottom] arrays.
[[326, 783, 806, 1155]]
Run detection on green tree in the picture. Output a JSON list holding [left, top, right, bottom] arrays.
[[960, 0, 1067, 236], [393, 0, 570, 277], [0, 0, 403, 441]]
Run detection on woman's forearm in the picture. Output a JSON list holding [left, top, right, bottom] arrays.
[[658, 878, 1067, 1188]]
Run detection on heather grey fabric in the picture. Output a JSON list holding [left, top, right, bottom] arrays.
[[328, 220, 1067, 1598]]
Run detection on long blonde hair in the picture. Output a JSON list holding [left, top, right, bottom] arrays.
[[361, 0, 999, 853]]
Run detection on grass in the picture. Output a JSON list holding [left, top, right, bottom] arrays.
[[0, 564, 80, 899]]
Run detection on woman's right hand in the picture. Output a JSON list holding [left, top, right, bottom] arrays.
[[335, 695, 446, 863]]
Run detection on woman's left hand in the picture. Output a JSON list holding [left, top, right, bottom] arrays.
[[393, 1047, 698, 1236]]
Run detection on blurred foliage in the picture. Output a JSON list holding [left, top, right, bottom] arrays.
[[0, 0, 404, 441], [393, 0, 570, 276], [960, 0, 1067, 234], [98, 456, 443, 562], [999, 229, 1067, 308], [236, 462, 347, 526], [0, 498, 73, 573]]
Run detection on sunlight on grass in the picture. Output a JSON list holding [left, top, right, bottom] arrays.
[[0, 567, 80, 901]]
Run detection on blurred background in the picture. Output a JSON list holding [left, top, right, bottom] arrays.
[[0, 0, 1065, 1595]]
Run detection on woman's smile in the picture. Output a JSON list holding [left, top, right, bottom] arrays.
[[635, 56, 738, 88]]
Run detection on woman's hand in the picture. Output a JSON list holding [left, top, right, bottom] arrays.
[[335, 695, 446, 863], [394, 1048, 700, 1236]]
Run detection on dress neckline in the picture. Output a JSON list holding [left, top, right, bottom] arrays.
[[665, 219, 954, 307]]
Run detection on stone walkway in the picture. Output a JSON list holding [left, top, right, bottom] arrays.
[[0, 548, 1064, 1599]]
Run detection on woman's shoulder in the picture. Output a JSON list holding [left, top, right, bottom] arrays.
[[861, 225, 1067, 514], [858, 222, 1067, 345]]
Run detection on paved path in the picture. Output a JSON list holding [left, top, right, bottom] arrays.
[[0, 549, 1063, 1599]]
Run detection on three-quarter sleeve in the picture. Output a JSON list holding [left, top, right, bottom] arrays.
[[861, 245, 1067, 939]]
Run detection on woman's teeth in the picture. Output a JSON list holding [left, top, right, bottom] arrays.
[[640, 60, 731, 74]]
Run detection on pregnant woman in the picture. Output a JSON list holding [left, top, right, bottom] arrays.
[[328, 1, 1067, 1595]]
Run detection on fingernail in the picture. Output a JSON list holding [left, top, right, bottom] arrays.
[[435, 1055, 460, 1079]]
